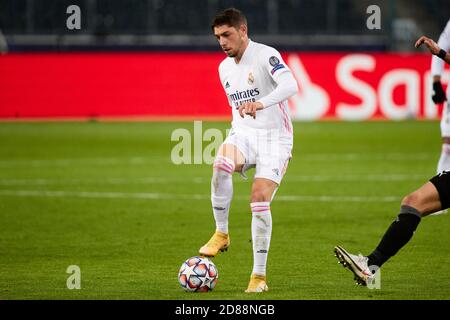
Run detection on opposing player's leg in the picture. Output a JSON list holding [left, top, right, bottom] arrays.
[[335, 172, 450, 285], [199, 143, 245, 257]]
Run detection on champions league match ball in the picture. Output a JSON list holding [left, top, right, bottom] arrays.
[[178, 256, 218, 292]]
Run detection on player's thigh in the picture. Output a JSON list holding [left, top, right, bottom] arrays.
[[254, 139, 292, 186], [402, 182, 442, 216], [216, 143, 245, 172], [418, 171, 450, 215], [250, 178, 279, 203]]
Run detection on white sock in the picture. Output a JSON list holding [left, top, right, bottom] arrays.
[[250, 202, 272, 276], [437, 143, 450, 173], [211, 156, 235, 234]]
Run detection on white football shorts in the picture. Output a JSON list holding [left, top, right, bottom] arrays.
[[441, 101, 450, 137], [222, 127, 292, 185]]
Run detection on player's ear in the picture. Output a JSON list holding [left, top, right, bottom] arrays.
[[239, 23, 247, 37]]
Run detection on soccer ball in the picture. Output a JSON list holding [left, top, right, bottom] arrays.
[[178, 256, 218, 292]]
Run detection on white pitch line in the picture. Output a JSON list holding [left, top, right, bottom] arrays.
[[0, 177, 173, 186], [301, 152, 434, 161], [0, 189, 401, 202], [285, 174, 428, 182], [0, 174, 429, 186], [0, 156, 164, 168], [0, 152, 436, 168]]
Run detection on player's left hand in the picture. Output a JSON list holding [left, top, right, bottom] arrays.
[[237, 102, 264, 119]]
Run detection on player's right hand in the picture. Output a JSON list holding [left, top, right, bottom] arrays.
[[432, 81, 447, 104], [237, 102, 263, 119]]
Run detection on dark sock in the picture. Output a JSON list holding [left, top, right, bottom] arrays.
[[367, 205, 421, 268]]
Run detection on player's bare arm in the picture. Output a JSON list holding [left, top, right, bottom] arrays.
[[415, 35, 450, 64]]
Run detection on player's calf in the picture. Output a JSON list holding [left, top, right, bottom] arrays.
[[211, 155, 235, 234]]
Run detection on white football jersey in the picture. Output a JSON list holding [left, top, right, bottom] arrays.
[[218, 40, 293, 136], [431, 19, 450, 137], [431, 19, 450, 78]]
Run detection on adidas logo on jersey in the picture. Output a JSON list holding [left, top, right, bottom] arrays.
[[225, 82, 230, 88]]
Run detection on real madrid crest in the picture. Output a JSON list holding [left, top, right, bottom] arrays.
[[248, 72, 254, 85]]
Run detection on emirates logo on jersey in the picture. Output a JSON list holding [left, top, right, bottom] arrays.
[[228, 88, 260, 107], [247, 72, 254, 85]]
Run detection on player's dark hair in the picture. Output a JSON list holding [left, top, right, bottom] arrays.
[[211, 8, 247, 31]]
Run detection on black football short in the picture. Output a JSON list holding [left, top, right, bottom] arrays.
[[430, 171, 450, 210]]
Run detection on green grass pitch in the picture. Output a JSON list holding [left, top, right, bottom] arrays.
[[0, 120, 449, 300]]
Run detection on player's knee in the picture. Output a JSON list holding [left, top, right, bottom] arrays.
[[250, 189, 271, 203], [401, 192, 421, 208], [213, 156, 235, 175]]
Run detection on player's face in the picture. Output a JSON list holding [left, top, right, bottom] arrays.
[[214, 24, 247, 58]]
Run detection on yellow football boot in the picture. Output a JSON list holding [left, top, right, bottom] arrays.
[[245, 274, 268, 293], [199, 231, 230, 257]]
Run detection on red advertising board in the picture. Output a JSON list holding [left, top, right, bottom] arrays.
[[0, 52, 448, 120]]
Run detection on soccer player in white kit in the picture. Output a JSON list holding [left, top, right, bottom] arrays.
[[430, 19, 450, 173], [198, 8, 299, 293]]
